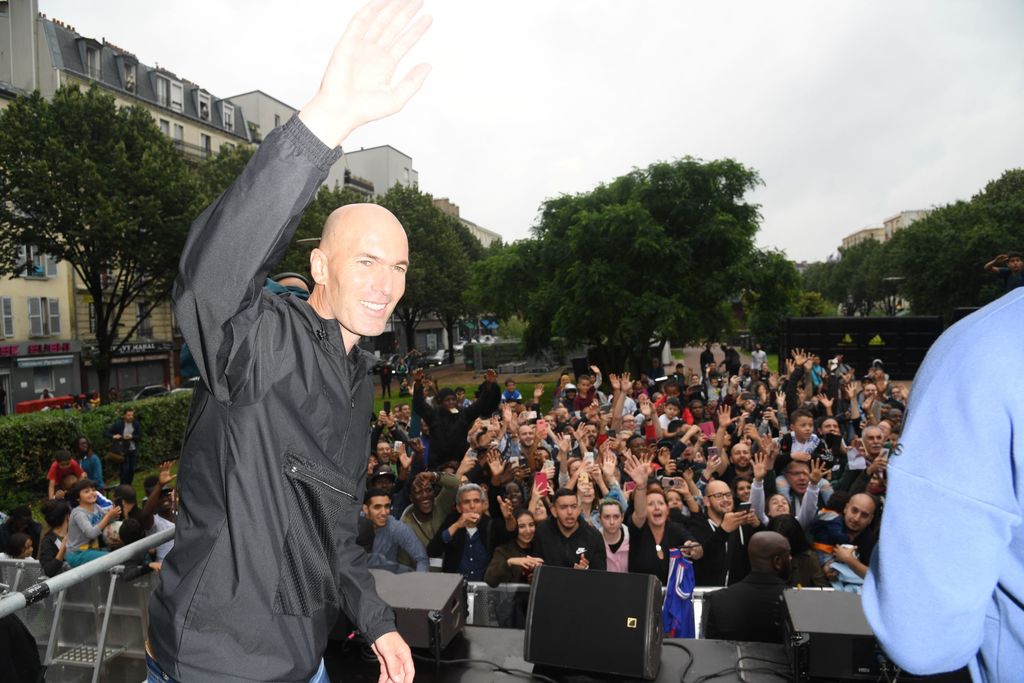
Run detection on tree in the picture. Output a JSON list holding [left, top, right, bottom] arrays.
[[377, 184, 467, 350], [742, 249, 802, 345], [430, 217, 483, 362], [889, 169, 1024, 317], [0, 85, 202, 400], [470, 157, 764, 373]]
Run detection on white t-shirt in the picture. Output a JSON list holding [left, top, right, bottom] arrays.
[[148, 514, 175, 561], [751, 349, 767, 371]]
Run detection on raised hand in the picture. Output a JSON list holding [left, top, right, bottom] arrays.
[[533, 383, 545, 400], [622, 450, 649, 486], [619, 372, 633, 393], [158, 461, 177, 487], [396, 442, 412, 471], [637, 395, 653, 418], [717, 404, 733, 429], [301, 0, 432, 147], [497, 495, 515, 520], [607, 373, 621, 393], [600, 450, 618, 481], [809, 458, 829, 485]]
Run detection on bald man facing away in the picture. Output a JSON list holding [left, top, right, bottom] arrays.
[[701, 531, 792, 643], [147, 2, 432, 682]]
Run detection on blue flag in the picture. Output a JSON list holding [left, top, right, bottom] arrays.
[[662, 547, 695, 638]]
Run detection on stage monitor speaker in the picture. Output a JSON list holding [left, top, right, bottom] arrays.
[[369, 569, 466, 652], [524, 565, 662, 680], [783, 588, 886, 681]]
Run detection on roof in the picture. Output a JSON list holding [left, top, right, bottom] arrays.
[[42, 17, 251, 142], [223, 89, 298, 112]]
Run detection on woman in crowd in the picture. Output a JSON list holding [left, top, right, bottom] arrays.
[[624, 452, 703, 584], [485, 509, 541, 587], [0, 532, 34, 561], [750, 451, 828, 530]]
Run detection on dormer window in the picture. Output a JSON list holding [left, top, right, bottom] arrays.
[[170, 81, 183, 113], [124, 63, 136, 92], [223, 102, 234, 133], [86, 46, 101, 79], [156, 75, 170, 107], [198, 92, 210, 121]]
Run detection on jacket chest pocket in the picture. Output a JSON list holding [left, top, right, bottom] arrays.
[[273, 453, 357, 617]]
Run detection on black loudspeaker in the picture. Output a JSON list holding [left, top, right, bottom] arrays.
[[783, 589, 885, 681], [524, 566, 662, 680], [368, 570, 466, 653]]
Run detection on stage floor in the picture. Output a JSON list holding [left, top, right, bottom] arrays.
[[323, 626, 791, 682]]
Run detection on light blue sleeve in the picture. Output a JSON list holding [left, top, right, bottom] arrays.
[[395, 521, 429, 572], [796, 482, 819, 529], [862, 293, 1024, 676]]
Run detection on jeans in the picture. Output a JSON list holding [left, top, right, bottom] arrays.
[[146, 654, 330, 682]]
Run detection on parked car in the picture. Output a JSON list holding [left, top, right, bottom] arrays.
[[422, 348, 448, 368], [121, 384, 169, 401], [170, 377, 201, 394]]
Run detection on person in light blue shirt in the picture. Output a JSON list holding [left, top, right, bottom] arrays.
[[862, 288, 1024, 682], [363, 488, 428, 574]]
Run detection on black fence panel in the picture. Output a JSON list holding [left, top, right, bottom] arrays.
[[780, 317, 944, 381]]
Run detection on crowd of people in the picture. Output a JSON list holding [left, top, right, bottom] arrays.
[[0, 341, 900, 643], [0, 406, 174, 580], [349, 344, 900, 638]]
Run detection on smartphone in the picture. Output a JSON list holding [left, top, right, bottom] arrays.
[[737, 501, 752, 512], [524, 410, 538, 421], [624, 481, 637, 493], [662, 476, 682, 489], [536, 419, 549, 438], [700, 421, 716, 438], [534, 471, 549, 493], [393, 441, 402, 451], [383, 400, 391, 414], [584, 451, 595, 464], [707, 446, 719, 459]]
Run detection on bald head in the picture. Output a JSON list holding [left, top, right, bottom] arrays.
[[308, 203, 409, 352], [319, 203, 406, 254], [748, 530, 791, 576]]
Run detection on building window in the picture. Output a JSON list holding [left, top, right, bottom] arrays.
[[124, 63, 136, 92], [173, 123, 184, 145], [274, 113, 281, 128], [1, 297, 13, 338], [28, 297, 59, 337], [200, 133, 211, 159], [17, 246, 56, 278], [198, 92, 210, 121], [88, 302, 96, 334], [170, 81, 184, 113], [86, 46, 101, 79], [159, 119, 170, 136], [222, 103, 234, 133], [136, 302, 152, 339], [33, 367, 53, 395], [155, 76, 170, 107]]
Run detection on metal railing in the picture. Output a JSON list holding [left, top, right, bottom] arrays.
[[1, 528, 174, 683]]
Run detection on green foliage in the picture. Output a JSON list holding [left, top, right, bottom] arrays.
[[0, 85, 202, 399], [801, 169, 1024, 320], [742, 250, 802, 344], [791, 290, 833, 317], [196, 144, 255, 204], [889, 169, 1024, 316], [0, 392, 192, 510], [468, 157, 765, 372]]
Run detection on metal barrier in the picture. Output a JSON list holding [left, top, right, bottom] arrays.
[[0, 527, 174, 683]]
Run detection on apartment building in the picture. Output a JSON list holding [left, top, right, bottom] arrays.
[[0, 0, 254, 398]]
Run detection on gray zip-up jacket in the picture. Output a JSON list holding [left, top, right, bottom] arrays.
[[148, 116, 395, 682]]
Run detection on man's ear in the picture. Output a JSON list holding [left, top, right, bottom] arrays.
[[309, 247, 329, 285]]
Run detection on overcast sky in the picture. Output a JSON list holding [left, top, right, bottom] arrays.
[[40, 0, 1024, 262]]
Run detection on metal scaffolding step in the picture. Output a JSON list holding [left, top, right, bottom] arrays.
[[50, 644, 127, 667]]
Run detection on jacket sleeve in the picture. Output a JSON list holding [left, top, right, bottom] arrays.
[[39, 535, 64, 578], [464, 381, 500, 423], [172, 117, 341, 405], [412, 382, 438, 425]]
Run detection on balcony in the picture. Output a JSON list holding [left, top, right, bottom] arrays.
[[172, 139, 212, 163]]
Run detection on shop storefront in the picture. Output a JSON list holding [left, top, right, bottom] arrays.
[[82, 341, 174, 396], [0, 340, 83, 413]]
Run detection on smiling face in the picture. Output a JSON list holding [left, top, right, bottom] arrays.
[[768, 493, 791, 517], [308, 204, 409, 352], [515, 512, 536, 545]]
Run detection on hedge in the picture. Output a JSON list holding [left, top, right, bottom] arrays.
[[0, 392, 192, 510]]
